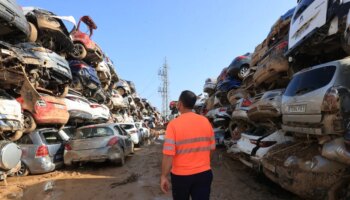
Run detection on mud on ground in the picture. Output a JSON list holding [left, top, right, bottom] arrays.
[[0, 139, 299, 200]]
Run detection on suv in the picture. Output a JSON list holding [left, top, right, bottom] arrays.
[[287, 0, 350, 65], [282, 57, 350, 136]]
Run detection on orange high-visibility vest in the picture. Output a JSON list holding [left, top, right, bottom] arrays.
[[163, 112, 215, 175]]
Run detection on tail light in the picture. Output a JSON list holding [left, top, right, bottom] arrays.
[[276, 41, 288, 50], [219, 107, 227, 112], [241, 99, 252, 107], [35, 145, 49, 157], [107, 137, 118, 146], [321, 87, 340, 112], [236, 56, 247, 61], [249, 139, 258, 145], [36, 99, 47, 107], [90, 104, 101, 108], [73, 63, 86, 69], [65, 144, 72, 151]]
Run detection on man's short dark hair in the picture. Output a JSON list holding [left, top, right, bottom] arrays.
[[179, 90, 197, 109]]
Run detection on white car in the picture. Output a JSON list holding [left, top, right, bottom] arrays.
[[96, 60, 111, 89], [135, 122, 150, 139], [0, 90, 23, 141], [64, 93, 94, 123], [117, 123, 142, 145], [89, 100, 110, 123], [237, 129, 293, 170], [111, 90, 127, 109]]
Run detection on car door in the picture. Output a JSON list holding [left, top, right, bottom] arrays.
[[114, 125, 132, 154]]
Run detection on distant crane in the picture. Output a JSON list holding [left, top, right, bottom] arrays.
[[158, 57, 169, 119]]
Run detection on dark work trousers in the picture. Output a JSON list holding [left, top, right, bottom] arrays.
[[171, 170, 213, 200]]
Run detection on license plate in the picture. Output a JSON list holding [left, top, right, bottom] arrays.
[[264, 162, 276, 173], [288, 105, 306, 113], [54, 104, 65, 109]]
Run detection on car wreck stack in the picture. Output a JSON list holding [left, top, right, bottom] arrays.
[[0, 1, 162, 180], [197, 3, 350, 199]]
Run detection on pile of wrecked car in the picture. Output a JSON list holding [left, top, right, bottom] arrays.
[[197, 2, 350, 199], [0, 0, 163, 182]]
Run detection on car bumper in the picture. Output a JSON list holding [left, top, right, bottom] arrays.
[[64, 146, 123, 165], [68, 110, 93, 121], [253, 52, 289, 86], [130, 133, 139, 144], [25, 157, 62, 174], [247, 104, 281, 121]]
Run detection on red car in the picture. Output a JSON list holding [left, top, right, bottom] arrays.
[[70, 16, 103, 64], [17, 93, 69, 133]]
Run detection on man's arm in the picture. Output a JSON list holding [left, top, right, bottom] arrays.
[[160, 155, 173, 193]]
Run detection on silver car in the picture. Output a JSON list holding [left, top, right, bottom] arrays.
[[64, 123, 133, 167], [16, 128, 68, 176], [282, 57, 350, 136]]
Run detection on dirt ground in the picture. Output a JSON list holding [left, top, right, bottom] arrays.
[[0, 137, 300, 200]]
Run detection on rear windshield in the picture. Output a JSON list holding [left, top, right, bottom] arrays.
[[62, 127, 76, 138], [284, 66, 336, 97], [293, 0, 315, 23], [119, 124, 134, 130], [41, 131, 63, 144], [75, 127, 114, 139]]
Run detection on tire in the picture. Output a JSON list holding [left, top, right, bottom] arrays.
[[28, 23, 38, 42], [71, 43, 87, 60], [5, 130, 23, 141], [131, 142, 135, 154], [238, 65, 250, 80], [23, 112, 36, 133], [58, 84, 69, 98], [117, 147, 125, 166], [16, 162, 29, 177]]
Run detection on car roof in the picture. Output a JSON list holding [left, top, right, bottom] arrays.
[[78, 123, 118, 129]]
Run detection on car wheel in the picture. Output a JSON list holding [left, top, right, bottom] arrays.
[[23, 112, 36, 133], [5, 130, 23, 142], [238, 65, 250, 80], [117, 147, 125, 166], [16, 162, 29, 177], [56, 84, 69, 98], [71, 43, 87, 60], [28, 23, 38, 42]]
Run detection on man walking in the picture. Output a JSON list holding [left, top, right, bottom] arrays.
[[160, 90, 215, 200]]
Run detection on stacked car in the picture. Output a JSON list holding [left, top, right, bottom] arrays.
[[0, 0, 162, 181], [200, 3, 350, 199]]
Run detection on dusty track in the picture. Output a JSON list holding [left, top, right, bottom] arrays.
[[0, 138, 299, 200]]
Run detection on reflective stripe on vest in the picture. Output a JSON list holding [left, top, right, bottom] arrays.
[[176, 144, 215, 155], [175, 136, 215, 146], [163, 145, 174, 151]]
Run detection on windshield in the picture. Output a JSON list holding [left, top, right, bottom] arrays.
[[284, 65, 336, 97], [292, 0, 315, 23], [119, 124, 134, 130], [75, 127, 113, 139]]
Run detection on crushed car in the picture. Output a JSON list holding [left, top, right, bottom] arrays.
[[17, 93, 69, 133], [70, 16, 103, 64], [0, 89, 24, 141], [0, 41, 72, 97], [0, 0, 37, 42], [23, 7, 75, 55]]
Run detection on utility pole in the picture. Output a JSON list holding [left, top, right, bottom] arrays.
[[158, 57, 169, 119]]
